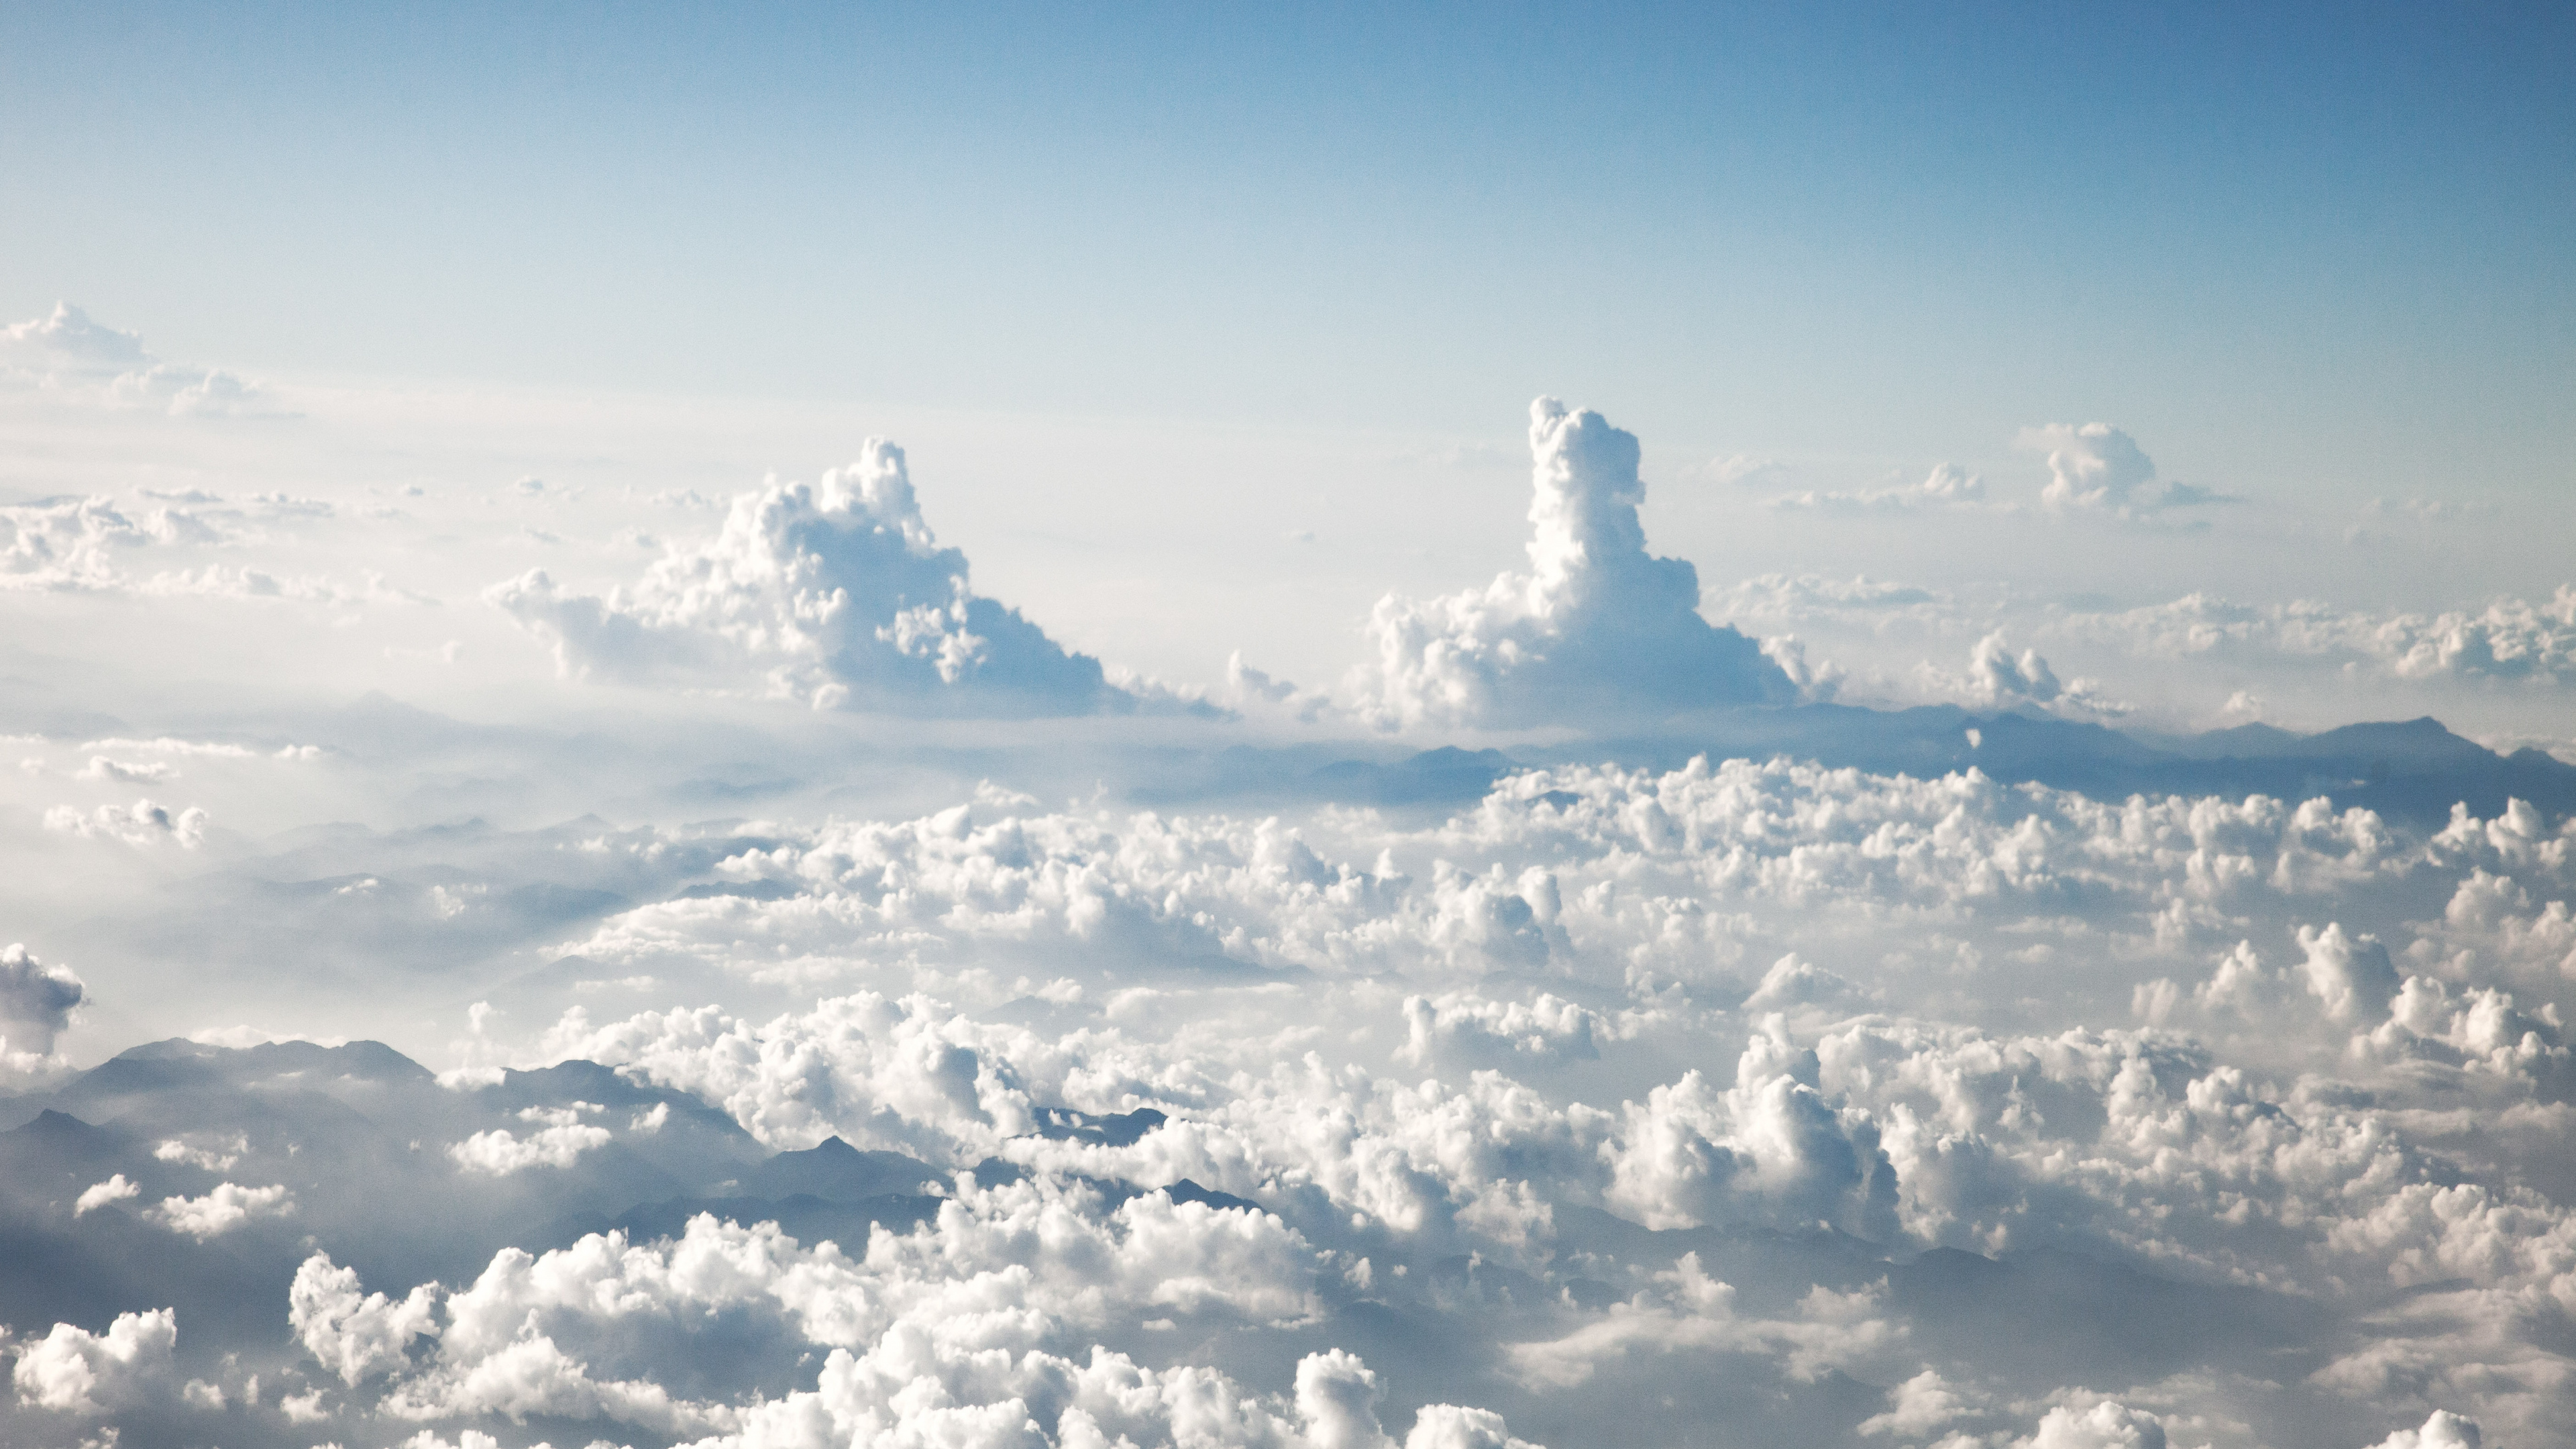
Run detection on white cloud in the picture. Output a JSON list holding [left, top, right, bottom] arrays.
[[0, 943, 88, 1055], [146, 1181, 295, 1239], [448, 1109, 614, 1175], [486, 439, 1147, 714], [72, 1175, 140, 1216], [9, 1308, 176, 1414], [76, 755, 178, 783], [1858, 1368, 1977, 1438], [2023, 423, 2220, 517], [2075, 586, 2576, 686], [1929, 631, 2130, 717], [2018, 1399, 2167, 1448], [2364, 1410, 2482, 1449], [1356, 398, 1792, 729], [290, 1253, 442, 1386], [2296, 920, 2402, 1024], [1766, 463, 1988, 513], [0, 303, 270, 415], [44, 797, 209, 847]]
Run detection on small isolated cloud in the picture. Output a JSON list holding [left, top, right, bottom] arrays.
[[2022, 423, 2222, 517], [1926, 631, 2128, 717], [1358, 398, 1793, 729], [1768, 462, 1987, 513], [1858, 1369, 1978, 1438], [447, 1105, 612, 1175], [0, 943, 88, 1056], [73, 1175, 140, 1216], [44, 798, 209, 847], [0, 303, 270, 416], [146, 1183, 295, 1239], [488, 440, 1155, 715]]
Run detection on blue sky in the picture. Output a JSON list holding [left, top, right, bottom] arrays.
[[5, 2, 2569, 496]]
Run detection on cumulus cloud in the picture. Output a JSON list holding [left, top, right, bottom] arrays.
[[2366, 1411, 2482, 1449], [487, 439, 1150, 714], [0, 303, 270, 415], [2019, 1399, 2167, 1448], [44, 797, 209, 847], [2062, 586, 2576, 686], [72, 1175, 140, 1216], [10, 1308, 177, 1414], [1858, 1368, 1976, 1438], [1356, 398, 1792, 729], [290, 1254, 443, 1386], [146, 1182, 295, 1239], [2023, 423, 2221, 517], [2296, 921, 2402, 1024], [1925, 631, 2129, 717], [296, 1205, 1388, 1444], [448, 1105, 614, 1174], [0, 943, 88, 1057]]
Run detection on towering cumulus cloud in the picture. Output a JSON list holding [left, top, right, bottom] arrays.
[[1362, 398, 1791, 729], [489, 441, 1138, 714]]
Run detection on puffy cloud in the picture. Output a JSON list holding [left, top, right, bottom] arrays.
[[449, 1104, 615, 1175], [1603, 1020, 1900, 1238], [9, 1308, 177, 1414], [1935, 632, 2129, 717], [291, 1254, 443, 1386], [1357, 398, 1792, 729], [72, 1175, 140, 1216], [0, 302, 268, 415], [2023, 423, 2218, 517], [22, 731, 2576, 1442], [1399, 991, 1615, 1066], [2019, 1399, 2167, 1448], [1858, 1368, 1976, 1438], [0, 943, 87, 1055], [0, 494, 249, 592], [288, 1201, 1433, 1447], [2296, 922, 2402, 1024], [1295, 1348, 1391, 1449], [1399, 1403, 1544, 1449], [146, 1181, 296, 1239], [43, 796, 209, 847], [2365, 1411, 2482, 1449], [2059, 586, 2576, 685], [487, 439, 1148, 715]]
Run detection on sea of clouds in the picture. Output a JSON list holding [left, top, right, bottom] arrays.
[[5, 307, 2575, 1448]]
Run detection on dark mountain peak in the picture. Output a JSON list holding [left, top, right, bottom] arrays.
[[499, 1058, 645, 1102], [741, 1138, 941, 1203], [113, 1036, 434, 1085], [4, 1108, 114, 1148]]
